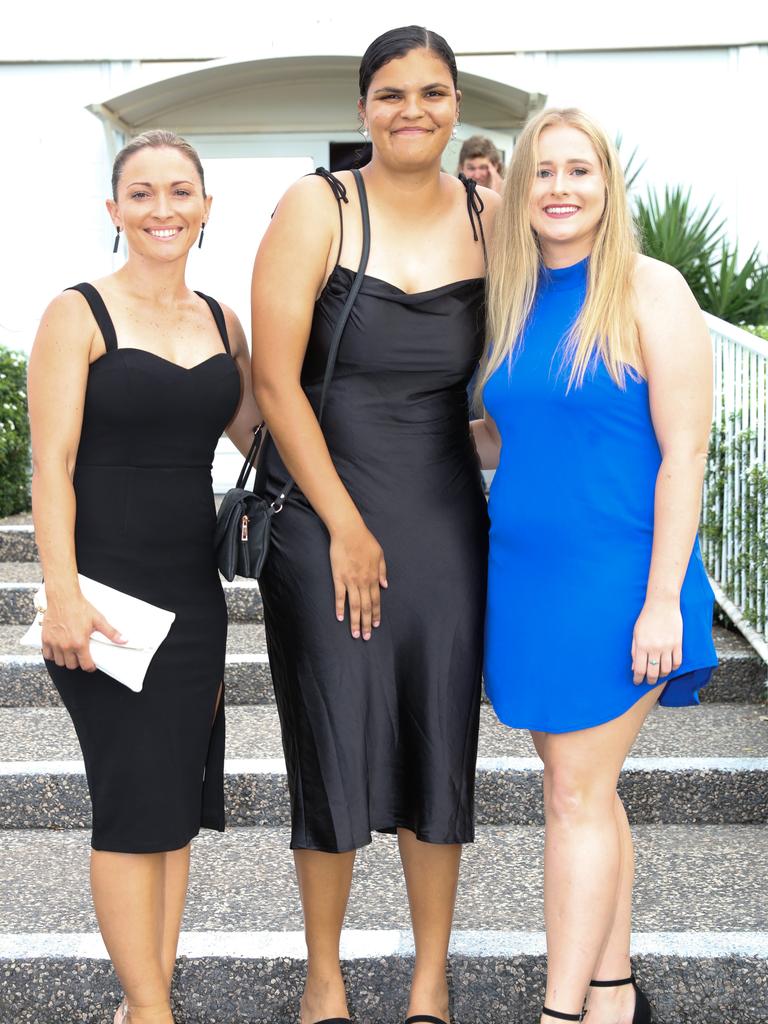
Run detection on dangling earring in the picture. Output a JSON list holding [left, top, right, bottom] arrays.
[[198, 223, 205, 249], [452, 120, 461, 141], [112, 227, 120, 254], [358, 122, 369, 140]]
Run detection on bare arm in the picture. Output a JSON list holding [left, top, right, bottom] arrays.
[[469, 188, 502, 470], [471, 412, 501, 470], [28, 292, 123, 670], [250, 176, 387, 641], [221, 304, 262, 458], [630, 257, 713, 686]]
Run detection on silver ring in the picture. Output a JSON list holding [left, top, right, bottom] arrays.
[[648, 659, 659, 666]]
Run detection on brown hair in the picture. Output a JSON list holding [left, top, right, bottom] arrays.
[[458, 135, 503, 174], [358, 26, 458, 99], [111, 130, 206, 199]]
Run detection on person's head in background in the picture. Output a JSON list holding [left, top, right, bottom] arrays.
[[457, 135, 504, 192]]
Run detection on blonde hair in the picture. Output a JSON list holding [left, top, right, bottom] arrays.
[[478, 107, 639, 397]]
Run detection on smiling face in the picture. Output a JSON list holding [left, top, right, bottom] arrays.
[[107, 146, 211, 262], [359, 48, 459, 171], [529, 123, 606, 265]]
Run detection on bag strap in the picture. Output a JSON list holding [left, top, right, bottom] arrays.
[[316, 168, 370, 421], [239, 168, 371, 506]]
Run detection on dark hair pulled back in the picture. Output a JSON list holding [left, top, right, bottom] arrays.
[[111, 129, 206, 200], [358, 25, 458, 99]]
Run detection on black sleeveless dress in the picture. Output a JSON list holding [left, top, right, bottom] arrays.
[[256, 173, 489, 853], [45, 284, 241, 853]]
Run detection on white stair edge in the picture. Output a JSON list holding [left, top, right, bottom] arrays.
[[3, 756, 768, 777], [1, 929, 766, 961], [0, 580, 260, 591], [0, 653, 270, 666]]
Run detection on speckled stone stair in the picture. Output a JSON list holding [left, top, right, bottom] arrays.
[[0, 562, 262, 624], [1, 703, 766, 829], [1, 824, 766, 1023], [0, 623, 764, 707], [2, 517, 767, 1024]]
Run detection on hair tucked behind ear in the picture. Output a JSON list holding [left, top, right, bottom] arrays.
[[477, 107, 639, 402]]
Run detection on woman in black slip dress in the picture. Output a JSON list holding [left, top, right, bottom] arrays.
[[251, 28, 499, 1024], [27, 130, 260, 1024]]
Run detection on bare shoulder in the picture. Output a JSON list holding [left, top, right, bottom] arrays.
[[475, 184, 501, 211], [273, 172, 340, 225], [632, 253, 694, 308], [36, 289, 96, 345], [475, 185, 502, 233], [631, 254, 709, 367]]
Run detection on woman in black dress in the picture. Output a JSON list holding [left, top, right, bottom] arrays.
[[251, 28, 498, 1024], [28, 131, 260, 1024]]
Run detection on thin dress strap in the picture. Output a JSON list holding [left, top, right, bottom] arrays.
[[65, 283, 118, 353], [195, 292, 232, 355], [458, 173, 488, 268], [314, 167, 349, 268]]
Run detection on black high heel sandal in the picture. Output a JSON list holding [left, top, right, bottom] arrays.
[[542, 1009, 583, 1021], [589, 975, 653, 1024], [312, 1019, 351, 1023], [404, 1016, 449, 1024]]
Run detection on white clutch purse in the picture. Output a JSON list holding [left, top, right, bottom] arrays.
[[20, 574, 176, 693]]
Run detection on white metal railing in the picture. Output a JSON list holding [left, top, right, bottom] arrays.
[[701, 312, 768, 661]]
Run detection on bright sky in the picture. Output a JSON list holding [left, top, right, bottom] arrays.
[[3, 0, 765, 61]]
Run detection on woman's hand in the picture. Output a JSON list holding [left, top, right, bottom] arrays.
[[631, 597, 683, 686], [329, 519, 388, 641], [41, 593, 125, 671]]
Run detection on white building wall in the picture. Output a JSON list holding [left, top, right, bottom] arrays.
[[1, 41, 766, 358], [0, 63, 118, 353]]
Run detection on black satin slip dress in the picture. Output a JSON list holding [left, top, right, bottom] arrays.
[[255, 171, 490, 853]]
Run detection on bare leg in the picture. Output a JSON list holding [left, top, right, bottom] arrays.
[[160, 845, 192, 992], [294, 848, 356, 1024], [398, 828, 461, 1022], [533, 688, 661, 1023], [91, 851, 174, 1023], [582, 797, 637, 1023]]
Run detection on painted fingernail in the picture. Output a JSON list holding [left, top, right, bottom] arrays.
[[337, 614, 344, 622], [363, 632, 371, 640], [352, 630, 360, 638], [373, 620, 380, 628]]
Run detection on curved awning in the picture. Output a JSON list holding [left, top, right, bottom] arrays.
[[88, 54, 546, 136]]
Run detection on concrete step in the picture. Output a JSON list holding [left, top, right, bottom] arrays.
[[0, 623, 764, 709], [0, 523, 36, 562], [0, 562, 262, 624], [3, 702, 767, 763], [1, 704, 766, 828], [1, 824, 765, 1023]]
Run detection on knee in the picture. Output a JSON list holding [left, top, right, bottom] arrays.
[[543, 765, 615, 825]]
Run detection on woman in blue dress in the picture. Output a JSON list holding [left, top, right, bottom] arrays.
[[472, 108, 717, 1024]]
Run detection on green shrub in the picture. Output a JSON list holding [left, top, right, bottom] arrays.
[[699, 244, 768, 327], [747, 325, 768, 342], [635, 186, 768, 326], [635, 186, 723, 304], [0, 347, 31, 517]]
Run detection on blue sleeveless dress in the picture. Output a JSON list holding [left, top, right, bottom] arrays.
[[483, 258, 717, 733]]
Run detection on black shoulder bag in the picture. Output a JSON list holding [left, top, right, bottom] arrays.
[[214, 167, 371, 580]]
